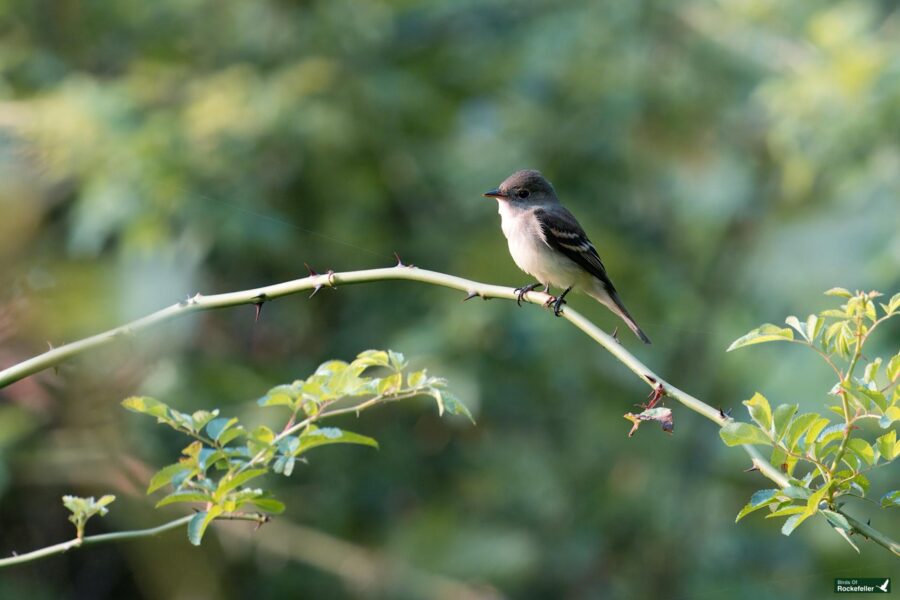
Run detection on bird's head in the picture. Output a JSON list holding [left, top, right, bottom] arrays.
[[483, 169, 558, 205]]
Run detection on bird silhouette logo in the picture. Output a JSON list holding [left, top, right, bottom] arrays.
[[877, 579, 889, 593]]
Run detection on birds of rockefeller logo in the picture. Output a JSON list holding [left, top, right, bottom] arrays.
[[834, 578, 891, 593]]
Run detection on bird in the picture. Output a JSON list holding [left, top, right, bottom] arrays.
[[483, 169, 651, 344]]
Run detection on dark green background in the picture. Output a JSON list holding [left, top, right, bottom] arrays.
[[1, 0, 898, 598]]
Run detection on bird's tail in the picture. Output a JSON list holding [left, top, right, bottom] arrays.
[[586, 283, 651, 344]]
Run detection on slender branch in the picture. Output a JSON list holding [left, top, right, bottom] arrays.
[[1, 266, 896, 555], [0, 515, 193, 567], [0, 512, 270, 568]]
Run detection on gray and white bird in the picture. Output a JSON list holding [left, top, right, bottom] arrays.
[[484, 169, 651, 344]]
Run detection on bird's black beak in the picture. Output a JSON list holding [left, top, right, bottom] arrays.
[[483, 188, 506, 199]]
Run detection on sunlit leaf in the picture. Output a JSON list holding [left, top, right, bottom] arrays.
[[876, 430, 897, 462], [147, 463, 193, 494], [155, 491, 211, 508], [727, 325, 794, 352], [719, 422, 771, 446], [121, 396, 170, 421], [743, 393, 773, 432], [187, 505, 223, 546], [772, 404, 798, 442], [735, 489, 779, 522], [824, 287, 852, 298], [881, 490, 900, 508]]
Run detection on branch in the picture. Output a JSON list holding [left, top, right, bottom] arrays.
[[1, 265, 895, 555], [0, 513, 270, 567]]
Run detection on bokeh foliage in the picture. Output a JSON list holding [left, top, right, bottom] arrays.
[[1, 0, 899, 598]]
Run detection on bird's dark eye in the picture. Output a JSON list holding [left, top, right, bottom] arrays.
[[516, 189, 530, 199]]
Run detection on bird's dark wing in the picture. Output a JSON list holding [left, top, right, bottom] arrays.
[[533, 207, 618, 293]]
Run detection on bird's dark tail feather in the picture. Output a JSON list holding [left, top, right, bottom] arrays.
[[587, 285, 651, 344]]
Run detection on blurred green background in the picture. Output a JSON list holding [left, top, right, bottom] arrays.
[[1, 0, 899, 598]]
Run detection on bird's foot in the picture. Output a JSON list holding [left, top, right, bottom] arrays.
[[549, 286, 572, 317], [513, 283, 541, 306], [551, 295, 567, 317]]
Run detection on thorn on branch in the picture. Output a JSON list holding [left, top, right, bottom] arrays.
[[304, 264, 336, 298], [393, 252, 415, 268], [718, 407, 732, 420], [252, 294, 266, 322], [463, 291, 479, 302], [611, 327, 620, 344], [743, 465, 759, 473]]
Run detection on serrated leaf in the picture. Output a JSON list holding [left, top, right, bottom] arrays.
[[353, 350, 391, 368], [824, 287, 852, 298], [719, 422, 771, 446], [155, 491, 211, 508], [780, 486, 812, 500], [784, 413, 820, 452], [863, 358, 882, 384], [785, 316, 807, 340], [743, 393, 773, 432], [735, 489, 779, 522], [121, 396, 170, 420], [408, 370, 427, 388], [881, 490, 900, 508], [190, 410, 219, 431], [806, 314, 822, 342], [387, 350, 407, 370], [205, 417, 238, 443], [804, 417, 831, 447], [147, 463, 192, 494], [727, 325, 794, 352], [257, 384, 297, 408], [879, 407, 900, 428], [187, 506, 223, 546], [249, 496, 286, 514], [767, 505, 806, 518], [887, 353, 900, 383], [377, 372, 402, 395], [214, 468, 268, 501], [297, 427, 379, 454], [442, 391, 475, 423], [820, 509, 851, 531], [876, 430, 897, 461], [772, 404, 798, 442], [846, 438, 875, 465]]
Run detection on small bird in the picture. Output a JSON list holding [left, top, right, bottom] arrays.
[[484, 169, 651, 344]]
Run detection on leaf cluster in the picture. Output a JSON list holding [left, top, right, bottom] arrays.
[[723, 289, 899, 550], [122, 350, 470, 545]]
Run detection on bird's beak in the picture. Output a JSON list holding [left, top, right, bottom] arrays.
[[483, 188, 506, 199]]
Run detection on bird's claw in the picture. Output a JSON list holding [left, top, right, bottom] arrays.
[[513, 283, 540, 307], [551, 295, 567, 317]]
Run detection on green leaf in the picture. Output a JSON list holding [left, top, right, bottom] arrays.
[[879, 406, 900, 428], [155, 491, 211, 508], [407, 370, 427, 388], [190, 410, 219, 431], [785, 316, 807, 340], [214, 468, 268, 501], [881, 490, 900, 508], [377, 372, 402, 395], [780, 513, 808, 536], [719, 422, 772, 446], [887, 353, 900, 383], [767, 505, 806, 518], [735, 489, 780, 522], [806, 314, 823, 342], [876, 430, 897, 461], [257, 384, 297, 408], [206, 417, 239, 442], [783, 413, 820, 451], [121, 396, 170, 421], [863, 358, 882, 384], [820, 509, 851, 531], [387, 350, 407, 370], [846, 438, 875, 466], [772, 404, 798, 442], [442, 391, 475, 423], [824, 287, 852, 298], [147, 463, 192, 494], [353, 350, 391, 368], [743, 393, 773, 432], [804, 417, 831, 447], [727, 325, 794, 352], [187, 505, 223, 546], [780, 486, 812, 500], [249, 495, 286, 514], [298, 427, 379, 454]]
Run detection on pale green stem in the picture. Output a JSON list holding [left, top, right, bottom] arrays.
[[0, 266, 895, 556]]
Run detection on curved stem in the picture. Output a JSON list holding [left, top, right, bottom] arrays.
[[0, 266, 896, 556], [0, 515, 193, 567]]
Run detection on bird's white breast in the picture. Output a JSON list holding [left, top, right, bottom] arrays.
[[497, 202, 583, 289]]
